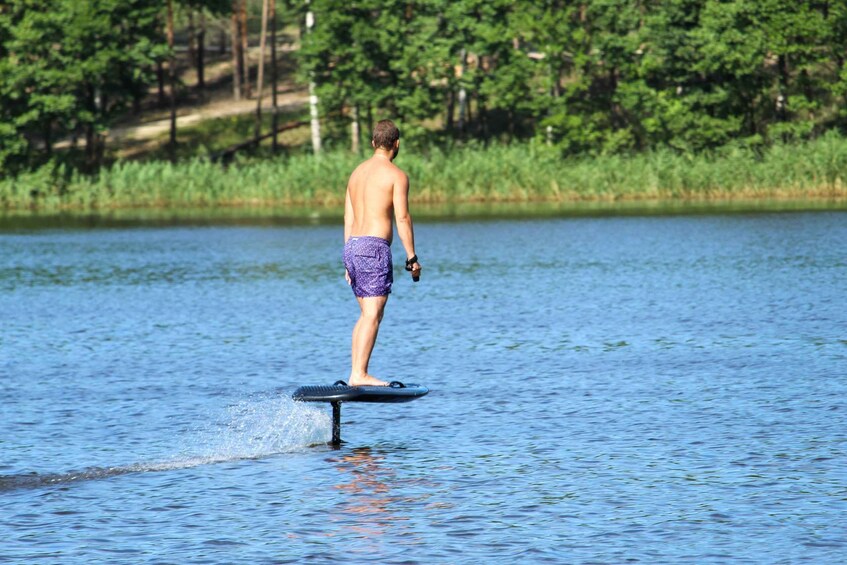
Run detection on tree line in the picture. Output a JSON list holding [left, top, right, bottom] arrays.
[[3, 1, 847, 177], [304, 0, 847, 154]]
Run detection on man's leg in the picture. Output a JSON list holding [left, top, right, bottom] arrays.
[[349, 295, 389, 386]]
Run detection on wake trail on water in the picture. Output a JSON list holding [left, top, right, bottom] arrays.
[[0, 393, 330, 492]]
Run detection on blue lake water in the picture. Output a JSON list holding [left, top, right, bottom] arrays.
[[1, 212, 845, 563]]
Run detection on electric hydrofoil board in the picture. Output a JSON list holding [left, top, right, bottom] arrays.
[[292, 380, 429, 445]]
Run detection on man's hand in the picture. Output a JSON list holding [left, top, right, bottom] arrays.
[[345, 269, 351, 285], [405, 256, 421, 282]]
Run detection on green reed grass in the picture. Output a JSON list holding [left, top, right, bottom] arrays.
[[3, 132, 847, 212]]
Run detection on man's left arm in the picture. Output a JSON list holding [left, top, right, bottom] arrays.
[[393, 173, 421, 280]]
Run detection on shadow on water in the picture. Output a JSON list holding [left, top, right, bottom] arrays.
[[0, 457, 249, 492]]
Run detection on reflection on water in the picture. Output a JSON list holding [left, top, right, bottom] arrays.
[[332, 448, 401, 539], [2, 197, 846, 230]]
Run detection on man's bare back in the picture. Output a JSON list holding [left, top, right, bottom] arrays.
[[343, 120, 421, 387], [345, 155, 405, 243]]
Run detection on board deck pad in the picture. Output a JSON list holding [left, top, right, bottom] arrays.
[[293, 381, 428, 403]]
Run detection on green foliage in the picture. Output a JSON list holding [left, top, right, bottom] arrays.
[[0, 0, 164, 175], [6, 0, 847, 180], [4, 134, 847, 212], [295, 0, 847, 155]]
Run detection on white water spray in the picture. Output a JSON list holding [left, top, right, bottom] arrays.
[[186, 392, 331, 461], [1, 392, 331, 491]]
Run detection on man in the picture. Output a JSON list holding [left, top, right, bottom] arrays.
[[343, 120, 422, 386]]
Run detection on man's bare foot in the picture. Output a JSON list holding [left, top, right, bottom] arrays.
[[349, 374, 389, 387]]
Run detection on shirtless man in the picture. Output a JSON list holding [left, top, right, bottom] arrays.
[[343, 120, 422, 387]]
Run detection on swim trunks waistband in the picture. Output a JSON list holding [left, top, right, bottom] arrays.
[[347, 235, 390, 245]]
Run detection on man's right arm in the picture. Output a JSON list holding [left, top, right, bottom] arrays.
[[344, 184, 354, 243]]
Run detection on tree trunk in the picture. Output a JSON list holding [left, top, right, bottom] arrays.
[[85, 122, 94, 167], [187, 9, 196, 67], [777, 54, 789, 123], [270, 0, 279, 152], [465, 86, 473, 128], [609, 67, 622, 129], [351, 105, 361, 154], [156, 60, 166, 108], [457, 49, 467, 134], [167, 0, 177, 159], [85, 85, 98, 168], [306, 0, 321, 154], [552, 62, 562, 98], [240, 0, 251, 98], [43, 122, 52, 156], [446, 87, 455, 132], [255, 0, 269, 142], [197, 12, 206, 93], [231, 3, 242, 101], [477, 94, 487, 139], [308, 82, 321, 154]]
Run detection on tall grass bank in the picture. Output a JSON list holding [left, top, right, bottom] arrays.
[[4, 135, 847, 212]]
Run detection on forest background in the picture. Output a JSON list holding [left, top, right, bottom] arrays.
[[3, 0, 847, 211]]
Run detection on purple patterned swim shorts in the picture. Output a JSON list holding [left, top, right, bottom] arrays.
[[343, 236, 393, 297]]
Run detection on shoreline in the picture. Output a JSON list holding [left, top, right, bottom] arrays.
[[2, 196, 845, 229]]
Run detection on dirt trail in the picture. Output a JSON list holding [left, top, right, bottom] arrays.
[[107, 89, 308, 143], [102, 43, 308, 151], [51, 42, 309, 156]]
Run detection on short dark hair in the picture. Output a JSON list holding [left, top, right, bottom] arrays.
[[372, 120, 400, 149]]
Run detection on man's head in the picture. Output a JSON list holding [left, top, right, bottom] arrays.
[[372, 120, 400, 158]]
